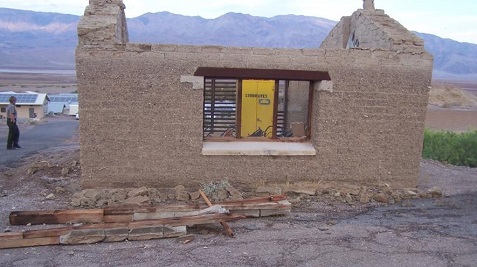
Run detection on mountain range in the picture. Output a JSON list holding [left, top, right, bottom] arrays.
[[1, 8, 477, 80]]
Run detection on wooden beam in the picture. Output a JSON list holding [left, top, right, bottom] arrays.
[[199, 190, 234, 238], [0, 232, 23, 240], [0, 237, 60, 249], [194, 67, 331, 81], [10, 209, 104, 225], [8, 195, 289, 226]]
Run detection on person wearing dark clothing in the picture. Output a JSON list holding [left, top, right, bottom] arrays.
[[6, 96, 21, 150]]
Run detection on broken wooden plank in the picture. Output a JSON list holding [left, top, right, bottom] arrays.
[[0, 232, 23, 240], [23, 223, 129, 239], [104, 195, 287, 215], [20, 213, 243, 240], [199, 190, 234, 238], [9, 209, 104, 225], [7, 195, 289, 227], [104, 204, 201, 215], [0, 212, 246, 249], [103, 214, 134, 223], [0, 237, 60, 249], [133, 205, 228, 221]]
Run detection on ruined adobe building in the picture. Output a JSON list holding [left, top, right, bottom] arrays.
[[76, 0, 433, 190]]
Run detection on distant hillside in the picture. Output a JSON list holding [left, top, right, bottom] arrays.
[[127, 12, 335, 48], [1, 8, 477, 79]]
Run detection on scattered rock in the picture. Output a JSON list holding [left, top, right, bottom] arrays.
[[31, 161, 49, 169], [45, 193, 55, 200], [128, 187, 149, 198], [373, 194, 388, 203], [55, 187, 66, 194], [174, 185, 190, 202], [213, 188, 228, 201], [189, 191, 201, 200], [27, 168, 37, 175], [256, 186, 281, 196], [61, 167, 70, 176], [401, 200, 414, 207], [359, 194, 370, 204], [345, 194, 354, 204], [124, 196, 150, 206], [176, 234, 195, 244], [226, 185, 243, 200], [428, 187, 443, 198], [289, 189, 316, 196]]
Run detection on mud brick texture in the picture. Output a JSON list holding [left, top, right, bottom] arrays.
[[76, 1, 433, 190]]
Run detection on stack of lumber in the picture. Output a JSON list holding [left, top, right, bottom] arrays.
[[1, 195, 290, 249]]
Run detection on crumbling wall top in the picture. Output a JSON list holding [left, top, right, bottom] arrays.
[[321, 1, 427, 54], [77, 0, 128, 46], [363, 0, 375, 10]]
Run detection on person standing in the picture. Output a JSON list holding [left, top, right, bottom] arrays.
[[6, 96, 21, 150]]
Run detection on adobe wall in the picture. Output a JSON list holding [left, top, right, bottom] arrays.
[[76, 0, 433, 190], [76, 42, 432, 189]]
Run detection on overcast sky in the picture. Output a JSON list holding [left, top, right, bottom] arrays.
[[0, 0, 476, 44]]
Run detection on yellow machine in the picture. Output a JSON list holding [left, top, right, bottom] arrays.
[[241, 80, 275, 138]]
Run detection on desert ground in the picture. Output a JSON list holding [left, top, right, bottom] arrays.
[[0, 72, 477, 266]]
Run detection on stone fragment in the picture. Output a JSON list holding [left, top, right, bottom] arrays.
[[176, 234, 195, 244], [61, 167, 70, 175], [226, 186, 243, 200], [55, 187, 66, 194], [128, 187, 149, 198], [80, 198, 96, 208], [45, 193, 55, 200], [124, 196, 150, 206], [109, 189, 128, 204], [60, 229, 105, 244], [213, 188, 228, 201], [359, 193, 370, 204], [31, 161, 49, 169], [428, 187, 443, 198], [391, 191, 402, 203], [345, 194, 354, 204], [289, 189, 316, 196], [189, 191, 201, 200], [83, 189, 101, 201], [373, 194, 388, 203], [175, 185, 190, 201], [256, 186, 282, 195], [71, 197, 81, 207]]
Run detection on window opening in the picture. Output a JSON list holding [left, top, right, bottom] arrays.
[[203, 78, 311, 141]]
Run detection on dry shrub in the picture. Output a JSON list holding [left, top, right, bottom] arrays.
[[429, 82, 477, 108]]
